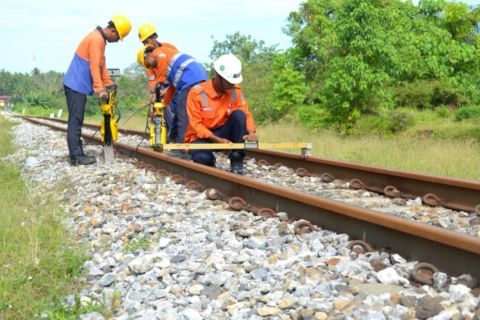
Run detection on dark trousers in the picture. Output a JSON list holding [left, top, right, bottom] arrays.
[[64, 85, 86, 158], [168, 85, 195, 143], [190, 110, 247, 167]]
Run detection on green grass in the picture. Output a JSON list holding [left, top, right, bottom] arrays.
[[0, 116, 88, 319], [12, 105, 67, 119], [85, 108, 150, 132], [260, 122, 480, 181]]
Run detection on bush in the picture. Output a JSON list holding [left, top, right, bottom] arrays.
[[295, 105, 330, 130], [454, 105, 480, 121], [436, 105, 450, 118], [355, 111, 414, 135], [389, 111, 414, 133], [395, 80, 436, 109], [395, 79, 469, 110]]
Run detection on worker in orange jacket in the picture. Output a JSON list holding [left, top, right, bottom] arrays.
[[63, 16, 131, 166], [137, 23, 178, 104], [185, 54, 258, 175], [137, 25, 208, 157]]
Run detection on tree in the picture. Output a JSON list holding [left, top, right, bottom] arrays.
[[209, 32, 280, 122], [263, 51, 308, 122]]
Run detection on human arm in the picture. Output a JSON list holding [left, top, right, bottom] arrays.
[[235, 87, 257, 140], [186, 90, 215, 140], [88, 37, 110, 99]]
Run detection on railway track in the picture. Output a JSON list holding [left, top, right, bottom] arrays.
[[18, 115, 480, 280]]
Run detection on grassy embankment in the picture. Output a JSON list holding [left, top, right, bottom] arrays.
[[0, 115, 90, 319]]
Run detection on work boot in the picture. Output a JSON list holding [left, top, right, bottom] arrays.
[[230, 159, 244, 175], [70, 154, 96, 166], [168, 150, 191, 160]]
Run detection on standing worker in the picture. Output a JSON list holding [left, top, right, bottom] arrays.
[[185, 54, 258, 175], [137, 23, 208, 157], [63, 15, 132, 166]]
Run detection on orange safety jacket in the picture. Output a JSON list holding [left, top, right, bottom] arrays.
[[146, 42, 178, 103], [147, 46, 207, 106], [185, 80, 256, 143], [63, 27, 113, 95]]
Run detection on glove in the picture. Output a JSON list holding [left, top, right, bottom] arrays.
[[106, 83, 117, 93]]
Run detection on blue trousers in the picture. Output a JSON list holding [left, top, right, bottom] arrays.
[[166, 85, 195, 143], [64, 85, 86, 158], [190, 110, 247, 167]]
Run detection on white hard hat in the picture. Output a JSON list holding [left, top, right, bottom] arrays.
[[213, 54, 243, 84]]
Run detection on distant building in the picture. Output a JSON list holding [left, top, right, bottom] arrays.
[[0, 96, 10, 108]]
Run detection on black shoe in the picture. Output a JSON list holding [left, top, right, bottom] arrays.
[[230, 159, 244, 175], [70, 154, 96, 166]]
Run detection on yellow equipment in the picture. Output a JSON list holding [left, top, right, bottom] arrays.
[[100, 90, 118, 162], [149, 85, 167, 151], [143, 86, 312, 158]]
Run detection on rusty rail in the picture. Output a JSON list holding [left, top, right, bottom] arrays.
[[19, 116, 480, 278], [40, 116, 479, 214]]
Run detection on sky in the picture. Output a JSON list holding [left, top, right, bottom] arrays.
[[1, 0, 479, 75], [0, 0, 305, 74]]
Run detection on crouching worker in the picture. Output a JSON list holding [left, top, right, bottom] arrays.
[[185, 54, 257, 175]]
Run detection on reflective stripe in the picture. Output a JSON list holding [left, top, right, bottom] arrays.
[[147, 75, 155, 80], [167, 52, 182, 78], [199, 91, 216, 111], [200, 91, 208, 106], [172, 58, 194, 87]]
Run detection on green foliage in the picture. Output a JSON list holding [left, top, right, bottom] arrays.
[[0, 116, 14, 156], [355, 111, 414, 135], [436, 105, 450, 118], [39, 295, 104, 319], [286, 0, 480, 131], [0, 118, 87, 319], [395, 80, 437, 109], [209, 32, 280, 123], [209, 32, 278, 64], [388, 111, 415, 133], [295, 104, 330, 129], [123, 235, 153, 253], [419, 0, 445, 16], [0, 65, 150, 119], [261, 52, 308, 122], [454, 105, 480, 121], [116, 63, 149, 112]]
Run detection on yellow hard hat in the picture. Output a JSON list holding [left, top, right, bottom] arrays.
[[137, 45, 150, 67], [111, 15, 132, 40], [138, 23, 157, 42]]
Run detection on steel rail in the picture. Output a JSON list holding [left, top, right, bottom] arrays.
[[25, 116, 480, 213], [21, 116, 480, 278]]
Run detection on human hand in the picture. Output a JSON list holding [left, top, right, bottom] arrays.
[[243, 131, 258, 142], [106, 83, 117, 92], [97, 90, 108, 102], [211, 135, 231, 144], [149, 92, 156, 103]]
